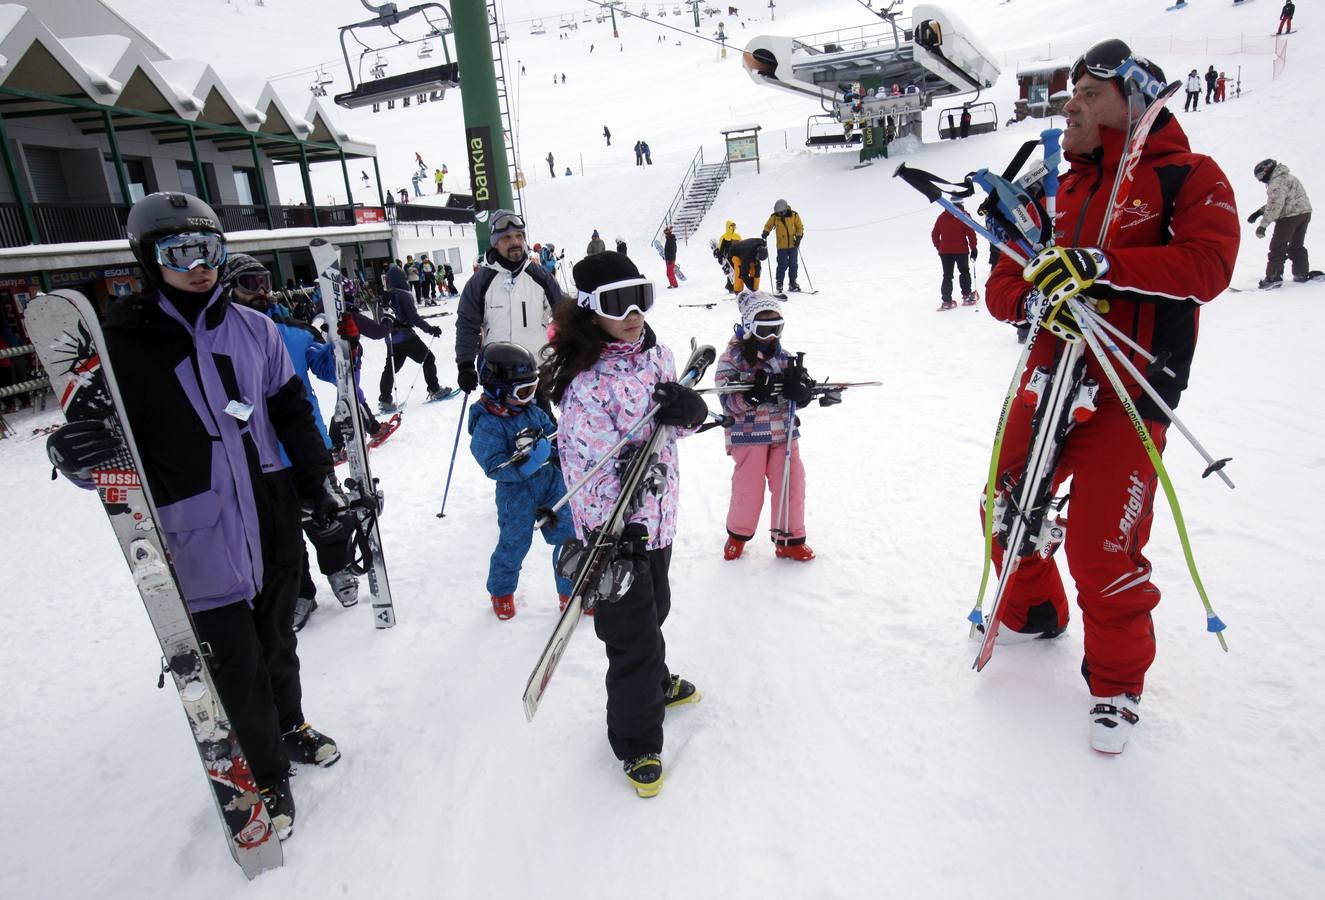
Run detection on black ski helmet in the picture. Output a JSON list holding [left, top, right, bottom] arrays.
[[1070, 39, 1168, 106], [479, 341, 539, 402], [1254, 159, 1277, 183], [126, 192, 225, 289]]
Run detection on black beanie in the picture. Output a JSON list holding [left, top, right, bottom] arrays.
[[573, 251, 641, 294]]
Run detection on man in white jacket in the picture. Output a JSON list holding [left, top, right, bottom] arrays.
[[1251, 158, 1318, 288], [1184, 69, 1201, 112], [454, 209, 568, 396]]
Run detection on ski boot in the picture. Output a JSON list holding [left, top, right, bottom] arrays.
[[788, 282, 801, 293], [774, 541, 816, 562], [291, 594, 317, 632], [1293, 270, 1325, 283], [1257, 276, 1283, 290], [426, 386, 459, 402], [283, 723, 341, 767], [259, 776, 296, 840], [723, 536, 746, 560], [491, 593, 516, 620], [623, 753, 664, 798], [378, 398, 398, 413], [664, 675, 701, 709], [937, 299, 957, 311], [329, 569, 359, 607], [775, 281, 784, 294], [1089, 693, 1141, 755], [961, 291, 980, 306]]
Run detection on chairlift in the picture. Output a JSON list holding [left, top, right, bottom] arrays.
[[657, 4, 667, 16], [334, 2, 459, 111], [531, 18, 546, 35], [672, 3, 682, 13], [936, 101, 999, 140], [639, 4, 651, 17], [582, 10, 594, 22], [805, 113, 864, 148]]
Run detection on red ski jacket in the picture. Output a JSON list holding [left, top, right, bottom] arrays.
[[932, 210, 978, 254], [985, 113, 1239, 421]]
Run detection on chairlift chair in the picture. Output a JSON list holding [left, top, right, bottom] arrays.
[[531, 18, 546, 35], [672, 3, 682, 13], [334, 1, 459, 111], [658, 4, 667, 16]]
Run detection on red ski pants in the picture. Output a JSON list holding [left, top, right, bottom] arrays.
[[983, 380, 1168, 697], [665, 260, 679, 288]]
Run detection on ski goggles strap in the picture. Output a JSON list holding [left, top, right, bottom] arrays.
[[156, 231, 227, 272], [490, 210, 526, 234], [1071, 47, 1166, 103], [577, 278, 654, 319]]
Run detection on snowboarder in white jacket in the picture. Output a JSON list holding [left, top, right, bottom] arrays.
[[1250, 158, 1317, 287]]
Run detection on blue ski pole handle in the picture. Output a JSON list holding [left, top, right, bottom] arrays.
[[970, 168, 1041, 256], [1040, 127, 1063, 244]]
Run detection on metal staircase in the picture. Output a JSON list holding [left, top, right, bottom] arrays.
[[652, 148, 729, 247], [487, 0, 523, 216]]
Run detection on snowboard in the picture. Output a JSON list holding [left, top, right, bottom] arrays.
[[652, 239, 687, 282], [312, 239, 397, 629], [24, 289, 283, 879], [1227, 271, 1324, 292]]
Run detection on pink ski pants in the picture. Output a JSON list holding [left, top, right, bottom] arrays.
[[726, 441, 806, 542]]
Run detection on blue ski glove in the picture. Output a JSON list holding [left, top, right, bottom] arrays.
[[516, 437, 552, 476], [1023, 246, 1108, 304]]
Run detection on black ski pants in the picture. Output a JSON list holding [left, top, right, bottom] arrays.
[[379, 331, 440, 402], [939, 252, 972, 301], [593, 545, 673, 761], [193, 559, 304, 789], [1267, 212, 1312, 280], [1184, 90, 1199, 112]]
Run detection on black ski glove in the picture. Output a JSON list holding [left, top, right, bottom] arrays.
[[47, 420, 121, 482], [653, 382, 708, 428], [304, 475, 350, 531], [970, 248, 979, 261], [781, 362, 815, 406], [616, 522, 650, 563], [1247, 206, 1264, 224], [424, 324, 443, 338], [744, 369, 776, 406], [457, 362, 479, 394]]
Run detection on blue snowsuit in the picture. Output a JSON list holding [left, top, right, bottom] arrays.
[[468, 399, 574, 598], [267, 308, 336, 456]]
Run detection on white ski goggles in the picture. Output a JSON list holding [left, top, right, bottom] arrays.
[[577, 277, 655, 320], [748, 317, 784, 341], [509, 379, 539, 403]]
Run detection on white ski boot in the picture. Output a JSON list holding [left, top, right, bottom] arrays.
[[1089, 693, 1141, 754]]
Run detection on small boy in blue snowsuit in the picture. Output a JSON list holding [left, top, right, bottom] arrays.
[[467, 341, 574, 621]]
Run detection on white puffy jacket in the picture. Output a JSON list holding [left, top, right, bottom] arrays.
[[1262, 163, 1312, 224]]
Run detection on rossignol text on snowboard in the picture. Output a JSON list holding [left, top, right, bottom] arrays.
[[522, 341, 716, 721], [311, 238, 396, 628], [25, 289, 282, 879]]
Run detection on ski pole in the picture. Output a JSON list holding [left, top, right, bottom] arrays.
[[776, 398, 797, 540], [400, 330, 439, 408], [435, 391, 470, 518], [1068, 298, 1233, 486], [797, 249, 814, 292]]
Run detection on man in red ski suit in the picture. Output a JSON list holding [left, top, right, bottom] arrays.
[[982, 39, 1238, 752], [932, 203, 979, 309]]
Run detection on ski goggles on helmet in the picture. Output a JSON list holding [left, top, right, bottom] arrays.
[[155, 231, 227, 272], [232, 271, 272, 294], [577, 277, 654, 320], [1070, 39, 1166, 102], [489, 210, 526, 238], [749, 316, 784, 341]]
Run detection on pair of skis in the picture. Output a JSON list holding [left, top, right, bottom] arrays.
[[522, 342, 716, 721], [312, 238, 396, 630]]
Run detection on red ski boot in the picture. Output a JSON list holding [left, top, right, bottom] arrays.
[[774, 542, 816, 562], [723, 537, 746, 560], [490, 594, 516, 620]]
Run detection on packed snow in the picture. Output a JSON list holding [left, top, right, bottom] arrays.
[[2, 0, 1323, 896]]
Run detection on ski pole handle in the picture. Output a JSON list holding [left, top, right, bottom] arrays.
[[1040, 128, 1063, 242]]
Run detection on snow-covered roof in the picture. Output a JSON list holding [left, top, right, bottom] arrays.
[[0, 4, 372, 157], [1017, 58, 1072, 77]]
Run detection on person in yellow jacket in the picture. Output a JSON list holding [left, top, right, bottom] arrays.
[[712, 220, 742, 293], [434, 166, 447, 194], [761, 199, 805, 292]]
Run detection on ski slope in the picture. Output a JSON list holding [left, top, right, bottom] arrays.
[[2, 1, 1323, 896]]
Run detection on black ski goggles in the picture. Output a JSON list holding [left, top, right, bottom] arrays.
[[577, 278, 654, 320], [231, 271, 272, 294], [1070, 40, 1166, 102], [156, 231, 227, 272], [749, 317, 784, 341]]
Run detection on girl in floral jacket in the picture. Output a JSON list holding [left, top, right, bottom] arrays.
[[715, 291, 816, 562], [542, 251, 708, 798]]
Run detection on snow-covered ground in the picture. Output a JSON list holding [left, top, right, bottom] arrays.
[[3, 0, 1323, 896]]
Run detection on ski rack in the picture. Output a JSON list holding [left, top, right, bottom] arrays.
[[334, 1, 459, 110]]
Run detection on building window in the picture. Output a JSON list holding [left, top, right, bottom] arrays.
[[177, 162, 199, 197], [104, 157, 150, 204], [233, 168, 260, 205]]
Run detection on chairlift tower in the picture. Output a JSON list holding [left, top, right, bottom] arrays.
[[333, 1, 521, 248]]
